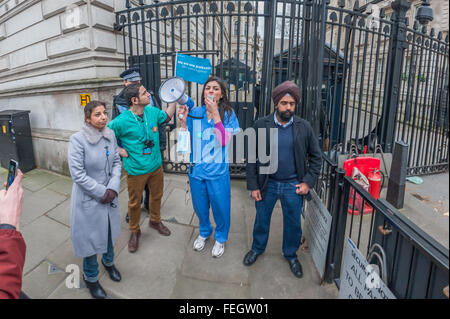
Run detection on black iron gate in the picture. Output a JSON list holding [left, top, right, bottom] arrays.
[[114, 0, 449, 177], [321, 161, 449, 299]]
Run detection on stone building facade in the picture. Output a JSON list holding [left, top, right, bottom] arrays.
[[0, 0, 263, 175], [0, 0, 128, 174]]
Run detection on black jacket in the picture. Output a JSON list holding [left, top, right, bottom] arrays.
[[246, 113, 322, 199]]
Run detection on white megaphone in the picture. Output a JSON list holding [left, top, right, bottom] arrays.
[[158, 77, 194, 118]]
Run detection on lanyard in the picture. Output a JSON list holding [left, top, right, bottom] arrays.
[[131, 110, 149, 142]]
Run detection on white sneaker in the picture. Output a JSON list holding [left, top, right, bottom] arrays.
[[193, 235, 208, 251], [211, 241, 225, 258]]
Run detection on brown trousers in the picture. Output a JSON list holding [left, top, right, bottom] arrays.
[[126, 165, 164, 233]]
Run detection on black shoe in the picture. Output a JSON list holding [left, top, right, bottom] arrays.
[[243, 250, 259, 266], [84, 279, 107, 299], [102, 260, 122, 282], [288, 259, 303, 278], [125, 213, 129, 224]]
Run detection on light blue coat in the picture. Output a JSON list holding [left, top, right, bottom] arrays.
[[68, 124, 122, 258]]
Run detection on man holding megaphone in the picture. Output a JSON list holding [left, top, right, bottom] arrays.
[[113, 67, 167, 219], [108, 83, 176, 253]]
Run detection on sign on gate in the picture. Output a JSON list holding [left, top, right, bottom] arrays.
[[175, 53, 212, 84], [303, 189, 332, 279], [339, 238, 396, 299]]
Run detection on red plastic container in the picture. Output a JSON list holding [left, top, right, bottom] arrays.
[[343, 157, 381, 215]]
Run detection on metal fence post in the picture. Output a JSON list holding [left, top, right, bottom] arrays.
[[324, 168, 347, 284], [380, 0, 411, 153], [387, 141, 409, 208], [300, 0, 313, 120], [259, 0, 278, 117]]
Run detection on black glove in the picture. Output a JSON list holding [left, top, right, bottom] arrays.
[[101, 189, 117, 204]]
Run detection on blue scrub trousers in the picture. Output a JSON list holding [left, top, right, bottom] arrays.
[[189, 174, 231, 244], [251, 179, 304, 260]]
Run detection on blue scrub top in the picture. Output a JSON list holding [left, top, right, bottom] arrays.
[[186, 105, 240, 180]]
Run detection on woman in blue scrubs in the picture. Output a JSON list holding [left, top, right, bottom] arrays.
[[178, 76, 240, 257]]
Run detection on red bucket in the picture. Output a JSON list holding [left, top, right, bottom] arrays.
[[343, 157, 380, 215]]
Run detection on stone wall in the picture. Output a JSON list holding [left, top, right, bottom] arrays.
[[0, 0, 126, 175]]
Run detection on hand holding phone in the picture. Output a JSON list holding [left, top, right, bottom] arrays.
[[6, 160, 18, 190], [0, 167, 24, 231]]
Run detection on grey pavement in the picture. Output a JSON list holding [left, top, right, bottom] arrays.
[[1, 168, 337, 299], [396, 173, 449, 249], [1, 167, 447, 299]]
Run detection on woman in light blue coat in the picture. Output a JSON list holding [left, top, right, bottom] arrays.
[[68, 101, 122, 299]]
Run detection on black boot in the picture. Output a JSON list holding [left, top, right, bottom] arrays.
[[102, 260, 122, 282], [84, 279, 107, 299]]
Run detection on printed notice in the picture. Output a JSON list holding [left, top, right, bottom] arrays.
[[303, 189, 332, 279], [339, 238, 396, 299]]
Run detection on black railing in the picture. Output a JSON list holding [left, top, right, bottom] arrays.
[[115, 0, 449, 299], [115, 0, 449, 177], [324, 169, 449, 299], [395, 23, 449, 176]]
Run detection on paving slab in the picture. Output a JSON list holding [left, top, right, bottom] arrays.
[[45, 177, 74, 197], [48, 279, 119, 299], [400, 193, 449, 249], [100, 221, 193, 299], [171, 273, 251, 299], [248, 251, 338, 299], [21, 216, 71, 275], [164, 174, 189, 189], [21, 169, 61, 192], [381, 174, 449, 249], [20, 188, 67, 227], [181, 230, 250, 286], [46, 238, 84, 273], [119, 175, 127, 193], [46, 199, 71, 227], [0, 167, 7, 183], [22, 261, 67, 299], [161, 187, 194, 225], [420, 222, 449, 249], [114, 228, 132, 256], [48, 281, 93, 299]]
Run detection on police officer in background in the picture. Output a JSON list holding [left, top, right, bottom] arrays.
[[112, 67, 167, 222]]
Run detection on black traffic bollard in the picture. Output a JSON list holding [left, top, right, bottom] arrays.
[[386, 141, 409, 209]]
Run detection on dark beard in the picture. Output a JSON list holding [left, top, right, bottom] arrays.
[[277, 109, 293, 122]]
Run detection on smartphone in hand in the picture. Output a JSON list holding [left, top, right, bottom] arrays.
[[6, 159, 18, 190]]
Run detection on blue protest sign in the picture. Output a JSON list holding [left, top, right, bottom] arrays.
[[175, 53, 212, 84]]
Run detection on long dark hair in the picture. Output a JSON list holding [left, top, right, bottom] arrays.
[[201, 76, 233, 123]]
